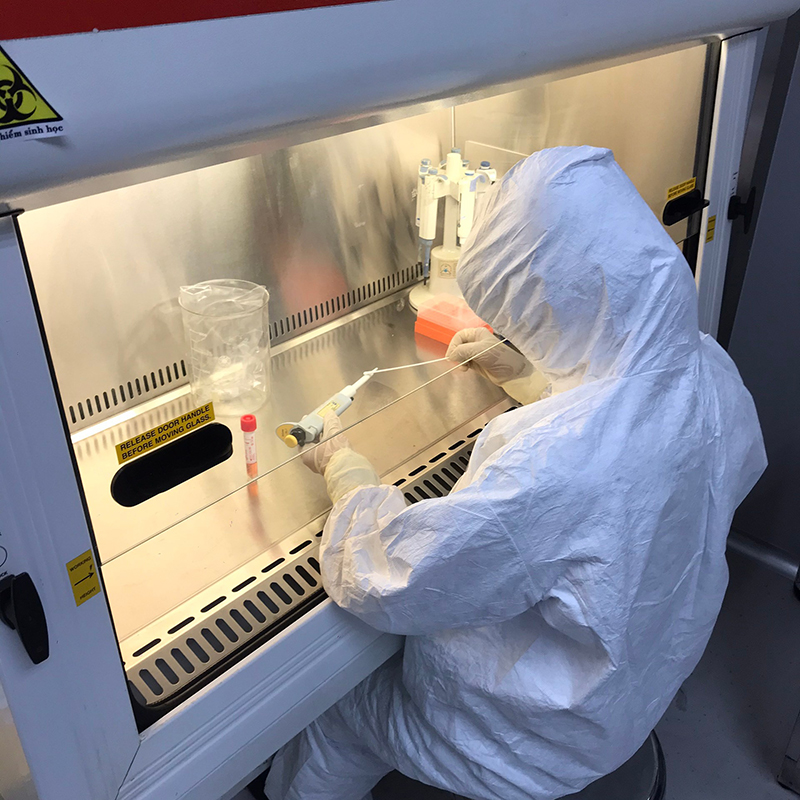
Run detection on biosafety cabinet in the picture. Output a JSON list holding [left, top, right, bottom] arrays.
[[0, 2, 795, 799]]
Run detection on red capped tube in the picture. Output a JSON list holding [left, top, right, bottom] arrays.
[[241, 415, 258, 478]]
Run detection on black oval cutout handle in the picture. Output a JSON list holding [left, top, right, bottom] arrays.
[[111, 422, 233, 507], [0, 572, 49, 665], [662, 188, 710, 226]]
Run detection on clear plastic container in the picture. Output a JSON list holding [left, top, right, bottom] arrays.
[[179, 279, 271, 415]]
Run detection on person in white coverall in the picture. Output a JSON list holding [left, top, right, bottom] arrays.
[[264, 146, 766, 800]]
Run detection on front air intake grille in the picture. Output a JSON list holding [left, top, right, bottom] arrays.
[[125, 534, 328, 709], [397, 433, 483, 503], [128, 552, 324, 706]]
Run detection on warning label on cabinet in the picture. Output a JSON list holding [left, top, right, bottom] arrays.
[[115, 402, 215, 464], [0, 46, 65, 143], [66, 550, 101, 607], [666, 178, 696, 201], [706, 215, 717, 243]]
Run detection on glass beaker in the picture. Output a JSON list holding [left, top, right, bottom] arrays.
[[179, 279, 271, 415]]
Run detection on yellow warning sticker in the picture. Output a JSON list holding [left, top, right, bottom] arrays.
[[66, 550, 101, 607], [666, 178, 697, 201], [115, 402, 215, 464], [706, 215, 717, 243], [0, 46, 64, 143]]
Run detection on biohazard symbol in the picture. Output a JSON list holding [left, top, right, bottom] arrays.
[[0, 46, 62, 130], [0, 65, 37, 124]]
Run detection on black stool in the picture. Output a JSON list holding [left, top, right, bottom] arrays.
[[563, 732, 666, 800], [372, 731, 666, 800]]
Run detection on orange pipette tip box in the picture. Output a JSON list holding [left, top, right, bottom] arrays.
[[414, 296, 492, 345]]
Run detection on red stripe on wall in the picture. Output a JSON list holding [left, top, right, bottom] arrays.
[[3, 0, 377, 40]]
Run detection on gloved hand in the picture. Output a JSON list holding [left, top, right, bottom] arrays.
[[301, 413, 380, 504], [447, 327, 548, 405]]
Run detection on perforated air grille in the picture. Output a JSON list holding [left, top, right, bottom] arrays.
[[396, 427, 484, 503], [123, 405, 513, 707], [127, 552, 324, 705], [67, 359, 187, 427], [268, 264, 422, 343]]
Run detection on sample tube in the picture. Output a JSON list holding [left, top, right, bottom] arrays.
[[241, 414, 258, 480]]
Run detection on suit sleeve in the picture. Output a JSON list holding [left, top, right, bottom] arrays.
[[319, 457, 569, 635]]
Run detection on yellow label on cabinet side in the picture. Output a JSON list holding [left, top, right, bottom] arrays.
[[706, 215, 717, 243], [114, 402, 215, 464], [66, 550, 101, 607], [666, 178, 697, 201]]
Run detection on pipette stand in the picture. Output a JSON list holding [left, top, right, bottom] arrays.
[[410, 150, 496, 312]]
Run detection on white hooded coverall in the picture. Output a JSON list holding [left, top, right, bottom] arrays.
[[266, 147, 767, 800]]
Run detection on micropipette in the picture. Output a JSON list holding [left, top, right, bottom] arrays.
[[274, 353, 459, 448], [276, 369, 378, 448]]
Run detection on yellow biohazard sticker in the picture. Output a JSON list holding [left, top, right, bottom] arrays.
[[115, 402, 215, 464], [666, 178, 697, 201], [0, 45, 64, 143], [706, 215, 717, 243], [66, 550, 101, 607]]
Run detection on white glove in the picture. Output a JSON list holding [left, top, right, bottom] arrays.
[[447, 328, 548, 405], [301, 414, 380, 504]]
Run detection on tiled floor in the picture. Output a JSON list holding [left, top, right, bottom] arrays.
[[233, 550, 800, 800]]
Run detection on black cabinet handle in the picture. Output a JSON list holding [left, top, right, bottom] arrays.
[[728, 187, 757, 234], [0, 573, 49, 664]]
